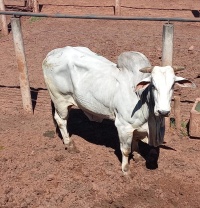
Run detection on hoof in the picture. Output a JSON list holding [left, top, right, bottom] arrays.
[[64, 141, 80, 153], [123, 170, 131, 176], [122, 170, 133, 180], [122, 163, 131, 176]]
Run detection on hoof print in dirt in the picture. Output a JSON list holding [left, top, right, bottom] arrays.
[[43, 130, 55, 139], [133, 153, 145, 163]]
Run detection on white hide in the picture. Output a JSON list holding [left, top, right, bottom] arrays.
[[43, 47, 195, 175]]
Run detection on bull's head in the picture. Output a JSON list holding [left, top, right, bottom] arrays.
[[135, 66, 196, 117]]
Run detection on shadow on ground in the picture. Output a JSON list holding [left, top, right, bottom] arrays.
[[53, 108, 160, 169]]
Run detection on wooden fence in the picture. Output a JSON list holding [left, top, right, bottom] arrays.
[[3, 0, 122, 14], [4, 0, 197, 9], [1, 0, 199, 130]]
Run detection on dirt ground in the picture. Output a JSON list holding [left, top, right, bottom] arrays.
[[0, 1, 200, 207]]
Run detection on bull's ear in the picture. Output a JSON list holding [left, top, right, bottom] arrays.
[[135, 77, 151, 91], [175, 76, 196, 88]]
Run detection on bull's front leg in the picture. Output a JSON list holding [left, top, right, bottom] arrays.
[[115, 117, 134, 175], [120, 139, 132, 175]]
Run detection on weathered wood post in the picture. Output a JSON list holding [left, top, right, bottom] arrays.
[[174, 96, 181, 130], [26, 0, 33, 9], [33, 0, 39, 13], [0, 0, 8, 35], [11, 17, 33, 113], [115, 0, 121, 15], [162, 23, 174, 66], [162, 23, 174, 130]]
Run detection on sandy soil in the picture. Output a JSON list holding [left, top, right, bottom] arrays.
[[0, 1, 200, 207]]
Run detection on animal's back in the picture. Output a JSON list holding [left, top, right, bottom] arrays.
[[42, 46, 117, 94], [43, 46, 116, 72], [42, 46, 119, 119]]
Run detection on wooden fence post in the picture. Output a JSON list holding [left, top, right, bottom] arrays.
[[0, 0, 8, 35], [11, 17, 33, 113], [26, 0, 33, 8], [162, 23, 174, 130], [162, 23, 174, 66], [174, 96, 181, 130], [33, 0, 39, 13], [115, 0, 121, 15]]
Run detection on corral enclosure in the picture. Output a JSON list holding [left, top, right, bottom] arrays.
[[0, 0, 200, 207]]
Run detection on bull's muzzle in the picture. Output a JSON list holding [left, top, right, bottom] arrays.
[[158, 110, 170, 117]]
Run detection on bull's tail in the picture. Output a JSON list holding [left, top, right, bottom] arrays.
[[51, 101, 63, 138], [51, 101, 57, 127]]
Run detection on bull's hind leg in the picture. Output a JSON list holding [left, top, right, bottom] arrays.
[[53, 98, 78, 153]]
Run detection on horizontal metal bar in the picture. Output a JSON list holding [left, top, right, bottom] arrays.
[[0, 11, 200, 22]]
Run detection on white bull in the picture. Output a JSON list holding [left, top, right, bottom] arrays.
[[42, 46, 195, 175]]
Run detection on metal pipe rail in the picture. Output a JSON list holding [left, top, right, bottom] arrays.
[[1, 10, 200, 22]]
